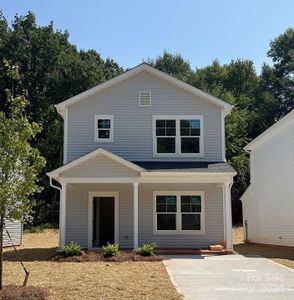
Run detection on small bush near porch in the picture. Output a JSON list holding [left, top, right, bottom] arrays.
[[2, 230, 180, 300]]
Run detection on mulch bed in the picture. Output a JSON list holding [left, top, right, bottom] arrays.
[[0, 285, 48, 300], [51, 250, 164, 262]]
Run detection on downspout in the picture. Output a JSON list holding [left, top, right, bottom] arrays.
[[49, 176, 61, 192], [48, 176, 64, 249]]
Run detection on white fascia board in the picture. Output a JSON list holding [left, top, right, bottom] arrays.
[[55, 63, 233, 117], [142, 64, 233, 113], [55, 64, 147, 117], [244, 110, 294, 151], [58, 172, 235, 184]]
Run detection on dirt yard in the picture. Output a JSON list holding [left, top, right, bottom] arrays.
[[3, 230, 180, 300], [233, 226, 294, 269]]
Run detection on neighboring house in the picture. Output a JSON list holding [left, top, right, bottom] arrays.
[[242, 110, 294, 247], [47, 63, 236, 250], [3, 219, 22, 247]]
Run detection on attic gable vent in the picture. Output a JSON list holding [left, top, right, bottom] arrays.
[[139, 91, 151, 107]]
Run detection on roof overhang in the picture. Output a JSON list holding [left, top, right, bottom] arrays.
[[47, 147, 236, 184], [55, 63, 233, 118], [244, 110, 294, 151]]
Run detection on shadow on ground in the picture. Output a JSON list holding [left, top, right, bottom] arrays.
[[234, 243, 294, 264], [4, 247, 57, 262]]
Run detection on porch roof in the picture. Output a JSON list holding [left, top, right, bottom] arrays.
[[47, 147, 236, 184]]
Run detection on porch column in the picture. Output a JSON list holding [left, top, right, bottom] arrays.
[[133, 182, 139, 249], [224, 182, 233, 250], [60, 183, 67, 248]]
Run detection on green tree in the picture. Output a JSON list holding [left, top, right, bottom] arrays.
[[0, 61, 46, 288], [261, 28, 294, 119], [146, 50, 194, 82], [0, 11, 123, 224]]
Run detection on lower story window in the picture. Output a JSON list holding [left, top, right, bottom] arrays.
[[154, 192, 204, 233], [156, 195, 177, 231], [181, 195, 201, 230]]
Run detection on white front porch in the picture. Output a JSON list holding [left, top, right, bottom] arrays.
[[47, 148, 235, 250], [59, 179, 233, 250]]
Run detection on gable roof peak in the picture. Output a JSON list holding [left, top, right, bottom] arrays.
[[47, 147, 145, 180], [55, 63, 233, 117], [245, 109, 294, 151]]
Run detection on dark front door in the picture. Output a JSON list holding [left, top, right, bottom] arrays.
[[93, 197, 115, 247]]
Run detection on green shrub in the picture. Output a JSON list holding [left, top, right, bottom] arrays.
[[136, 243, 157, 256], [62, 242, 82, 257], [24, 223, 58, 233], [102, 242, 119, 257]]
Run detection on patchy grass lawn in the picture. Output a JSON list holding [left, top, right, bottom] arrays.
[[3, 230, 180, 300], [233, 226, 294, 269]]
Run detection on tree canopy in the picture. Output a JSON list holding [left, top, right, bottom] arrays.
[[0, 11, 293, 224], [0, 11, 123, 224]]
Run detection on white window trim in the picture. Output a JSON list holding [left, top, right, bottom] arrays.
[[94, 115, 114, 142], [152, 115, 204, 157], [88, 191, 119, 249], [139, 91, 152, 107], [153, 191, 205, 235]]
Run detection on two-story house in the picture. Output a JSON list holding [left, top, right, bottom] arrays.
[[47, 63, 236, 250]]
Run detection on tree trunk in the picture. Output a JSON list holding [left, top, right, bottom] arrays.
[[0, 213, 4, 290]]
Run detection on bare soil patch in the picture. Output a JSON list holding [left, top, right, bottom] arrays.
[[3, 229, 180, 299], [233, 226, 294, 269], [52, 250, 164, 262], [0, 285, 48, 300]]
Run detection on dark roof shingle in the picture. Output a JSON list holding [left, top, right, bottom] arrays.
[[132, 161, 236, 173]]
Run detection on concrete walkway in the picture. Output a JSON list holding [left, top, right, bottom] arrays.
[[164, 254, 294, 300]]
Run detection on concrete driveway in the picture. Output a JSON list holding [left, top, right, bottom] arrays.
[[164, 254, 294, 300]]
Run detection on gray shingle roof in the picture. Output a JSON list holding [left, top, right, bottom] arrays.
[[132, 161, 236, 173]]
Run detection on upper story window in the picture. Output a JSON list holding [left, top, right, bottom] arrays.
[[94, 115, 114, 142], [156, 119, 176, 153], [153, 115, 203, 157]]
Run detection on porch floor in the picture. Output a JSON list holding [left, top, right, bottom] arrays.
[[155, 248, 233, 255]]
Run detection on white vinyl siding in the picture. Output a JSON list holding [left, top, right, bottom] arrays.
[[3, 219, 22, 247], [242, 120, 294, 247], [60, 153, 139, 178], [65, 183, 224, 249], [139, 183, 223, 248], [66, 183, 134, 248], [67, 71, 223, 162]]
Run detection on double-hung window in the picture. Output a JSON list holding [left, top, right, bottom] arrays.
[[155, 120, 176, 153], [155, 195, 177, 230], [180, 119, 201, 153], [154, 191, 204, 234], [94, 115, 114, 142], [180, 195, 201, 230], [154, 115, 203, 156]]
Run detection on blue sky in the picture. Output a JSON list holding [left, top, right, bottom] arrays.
[[1, 0, 294, 73]]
